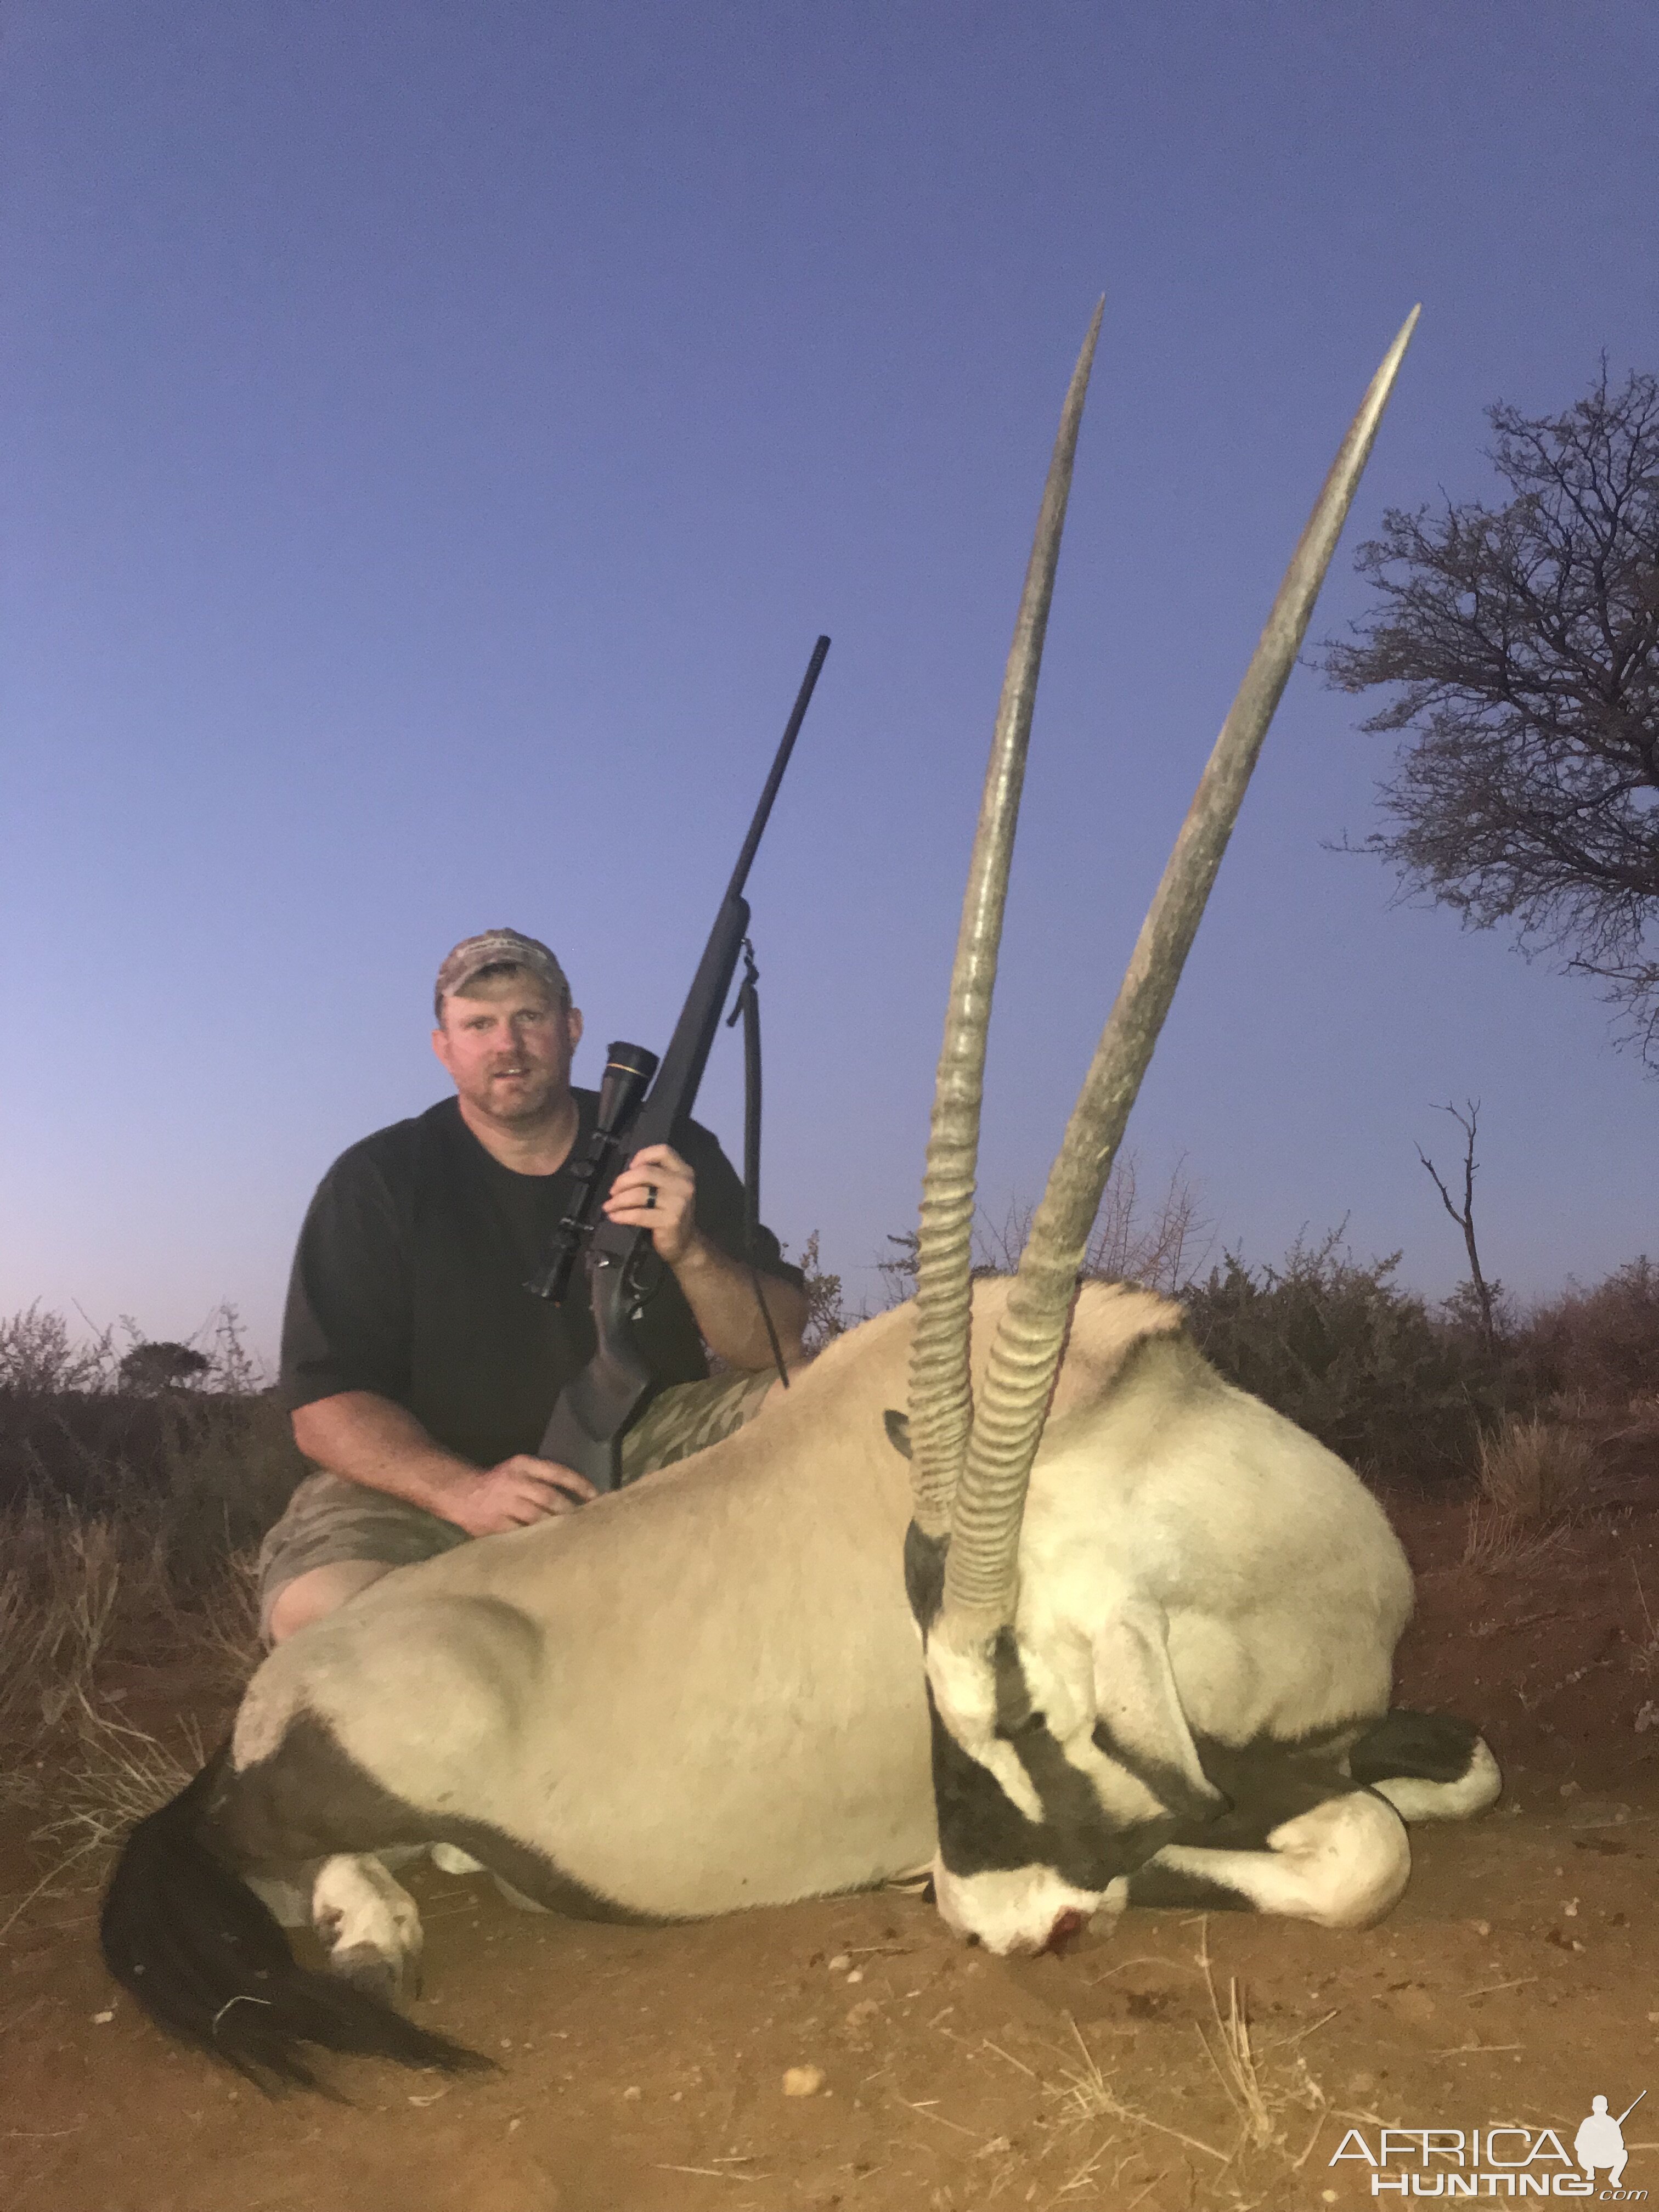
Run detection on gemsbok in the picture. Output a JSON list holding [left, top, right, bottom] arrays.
[[100, 302, 1499, 2089]]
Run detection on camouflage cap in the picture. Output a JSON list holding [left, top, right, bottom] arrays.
[[433, 929, 571, 1020]]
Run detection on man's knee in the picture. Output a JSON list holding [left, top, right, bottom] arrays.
[[264, 1559, 397, 1645]]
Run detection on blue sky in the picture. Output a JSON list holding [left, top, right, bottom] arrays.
[[4, 2, 1655, 1367]]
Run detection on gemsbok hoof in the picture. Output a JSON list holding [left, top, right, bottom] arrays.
[[312, 1854, 424, 2008], [328, 1942, 409, 2006]]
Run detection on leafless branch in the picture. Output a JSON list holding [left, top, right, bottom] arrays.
[[1416, 1099, 1498, 1345]]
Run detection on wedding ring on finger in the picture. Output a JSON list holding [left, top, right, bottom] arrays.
[[645, 1183, 657, 1210]]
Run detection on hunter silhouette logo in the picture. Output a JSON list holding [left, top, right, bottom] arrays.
[[1330, 2092, 1647, 2196], [1576, 2096, 1644, 2192]]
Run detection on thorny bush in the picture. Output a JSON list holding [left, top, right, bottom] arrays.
[[1181, 1233, 1519, 1487], [1521, 1257, 1659, 1410], [0, 1303, 305, 1586]]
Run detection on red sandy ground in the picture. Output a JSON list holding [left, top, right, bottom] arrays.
[[4, 1475, 1659, 2212]]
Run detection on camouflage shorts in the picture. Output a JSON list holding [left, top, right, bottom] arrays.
[[256, 1368, 775, 1643]]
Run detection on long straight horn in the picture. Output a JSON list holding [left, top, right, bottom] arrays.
[[906, 301, 1105, 1541], [939, 307, 1421, 1634]]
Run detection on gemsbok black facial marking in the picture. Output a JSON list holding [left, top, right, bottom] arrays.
[[924, 1644, 1188, 1892]]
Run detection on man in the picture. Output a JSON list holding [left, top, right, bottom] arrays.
[[259, 928, 809, 1644]]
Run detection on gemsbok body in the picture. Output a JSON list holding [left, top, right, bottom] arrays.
[[101, 303, 1499, 2089]]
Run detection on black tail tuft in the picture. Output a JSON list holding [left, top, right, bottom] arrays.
[[99, 1746, 494, 2094]]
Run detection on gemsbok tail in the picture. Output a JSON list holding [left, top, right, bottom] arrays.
[[99, 1746, 489, 2092]]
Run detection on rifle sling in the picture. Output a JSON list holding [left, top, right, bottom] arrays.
[[726, 938, 791, 1391]]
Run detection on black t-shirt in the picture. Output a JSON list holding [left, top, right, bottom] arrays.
[[278, 1091, 802, 1469]]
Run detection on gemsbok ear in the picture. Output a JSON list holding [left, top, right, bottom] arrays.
[[883, 1409, 913, 1459], [1088, 1604, 1228, 1824]]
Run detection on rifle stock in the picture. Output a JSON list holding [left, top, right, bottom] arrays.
[[537, 637, 830, 1488]]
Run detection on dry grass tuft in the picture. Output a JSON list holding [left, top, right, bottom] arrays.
[[0, 1509, 257, 1949], [1462, 1412, 1596, 1572], [1195, 1942, 1277, 2153], [0, 1503, 258, 1935], [0, 1555, 55, 1743], [0, 1503, 261, 1743], [1461, 1506, 1572, 1574], [1474, 1413, 1596, 1521], [1192, 1923, 1330, 2171], [30, 1689, 204, 1875], [1034, 1928, 1336, 2207], [1048, 2012, 1229, 2166], [1627, 1565, 1659, 1680], [187, 1547, 263, 1694], [0, 1504, 171, 1737]]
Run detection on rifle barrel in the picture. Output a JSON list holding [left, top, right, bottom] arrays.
[[724, 635, 831, 904]]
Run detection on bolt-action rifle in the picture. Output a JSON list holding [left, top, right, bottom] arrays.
[[526, 635, 831, 1492]]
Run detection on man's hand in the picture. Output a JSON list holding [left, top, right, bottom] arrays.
[[443, 1454, 598, 1537], [603, 1141, 699, 1265], [601, 1140, 809, 1376]]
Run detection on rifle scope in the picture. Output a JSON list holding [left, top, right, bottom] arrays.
[[523, 1040, 659, 1302]]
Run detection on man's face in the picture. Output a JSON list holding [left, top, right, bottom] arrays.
[[431, 970, 583, 1126]]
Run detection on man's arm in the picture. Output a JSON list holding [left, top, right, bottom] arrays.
[[282, 1140, 595, 1531], [604, 1141, 809, 1372], [291, 1391, 596, 1534], [669, 1229, 810, 1371]]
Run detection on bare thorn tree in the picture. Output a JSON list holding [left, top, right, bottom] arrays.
[[1080, 1148, 1212, 1293], [878, 1152, 1211, 1307], [1322, 364, 1659, 1066], [1415, 1099, 1498, 1347]]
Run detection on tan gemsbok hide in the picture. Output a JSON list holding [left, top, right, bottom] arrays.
[[100, 305, 1499, 2089]]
